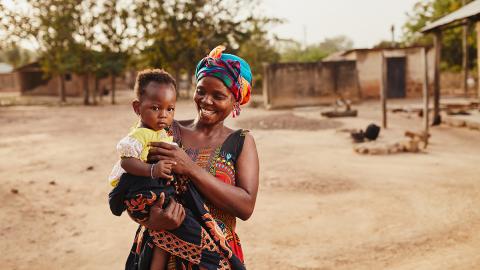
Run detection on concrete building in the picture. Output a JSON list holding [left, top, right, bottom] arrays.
[[324, 47, 435, 99], [263, 46, 435, 109]]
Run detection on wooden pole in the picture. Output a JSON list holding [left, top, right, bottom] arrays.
[[422, 47, 430, 143], [476, 21, 480, 100], [380, 52, 387, 128], [262, 63, 271, 109], [432, 31, 442, 125], [462, 20, 469, 97], [355, 64, 362, 100]]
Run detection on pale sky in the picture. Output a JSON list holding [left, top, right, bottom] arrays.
[[260, 0, 419, 48], [1, 0, 420, 50]]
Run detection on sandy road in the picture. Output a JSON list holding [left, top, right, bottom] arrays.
[[1, 94, 479, 270]]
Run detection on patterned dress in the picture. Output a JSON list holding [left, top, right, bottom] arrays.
[[120, 121, 248, 270], [179, 130, 247, 265]]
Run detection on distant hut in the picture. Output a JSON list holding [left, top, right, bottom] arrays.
[[15, 61, 82, 96], [323, 46, 435, 99], [14, 61, 123, 97], [0, 62, 16, 93]]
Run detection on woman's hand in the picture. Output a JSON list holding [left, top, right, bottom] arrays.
[[135, 193, 186, 231], [148, 142, 195, 176]]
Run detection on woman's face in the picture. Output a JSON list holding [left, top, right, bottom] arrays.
[[194, 76, 235, 125]]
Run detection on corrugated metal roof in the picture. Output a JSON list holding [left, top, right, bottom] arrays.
[[421, 0, 480, 32]]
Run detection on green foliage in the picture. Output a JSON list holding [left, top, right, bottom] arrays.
[[280, 35, 354, 62], [0, 43, 36, 68], [133, 0, 259, 74], [403, 0, 476, 71], [237, 18, 280, 89], [0, 0, 280, 100]]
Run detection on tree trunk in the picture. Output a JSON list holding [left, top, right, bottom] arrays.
[[111, 74, 116, 105], [174, 69, 181, 97], [93, 76, 99, 105], [187, 68, 195, 98], [59, 74, 66, 102], [83, 73, 90, 105]]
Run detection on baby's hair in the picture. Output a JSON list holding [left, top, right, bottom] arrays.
[[134, 69, 177, 99]]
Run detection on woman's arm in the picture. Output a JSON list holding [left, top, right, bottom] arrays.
[[190, 134, 259, 220], [131, 192, 186, 230], [150, 134, 259, 220]]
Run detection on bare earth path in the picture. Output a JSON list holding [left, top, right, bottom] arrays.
[[1, 95, 479, 270]]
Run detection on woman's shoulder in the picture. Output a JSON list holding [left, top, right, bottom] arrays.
[[220, 128, 253, 158], [170, 119, 194, 143], [175, 119, 195, 127]]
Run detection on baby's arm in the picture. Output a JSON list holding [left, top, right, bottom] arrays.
[[121, 158, 175, 179], [120, 158, 152, 177]]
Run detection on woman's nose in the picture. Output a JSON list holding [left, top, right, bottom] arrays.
[[201, 95, 213, 105]]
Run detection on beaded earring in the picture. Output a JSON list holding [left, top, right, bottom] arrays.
[[232, 102, 240, 118]]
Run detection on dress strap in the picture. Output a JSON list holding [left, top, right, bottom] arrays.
[[220, 129, 249, 162]]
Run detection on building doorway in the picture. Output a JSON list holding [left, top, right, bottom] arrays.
[[386, 57, 406, 98]]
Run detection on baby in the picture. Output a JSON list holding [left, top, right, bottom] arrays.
[[108, 69, 179, 269]]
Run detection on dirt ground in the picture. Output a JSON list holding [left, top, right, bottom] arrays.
[[1, 92, 480, 270]]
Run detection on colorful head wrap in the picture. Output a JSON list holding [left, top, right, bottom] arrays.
[[195, 46, 252, 117]]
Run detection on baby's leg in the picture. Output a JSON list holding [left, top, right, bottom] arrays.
[[150, 247, 169, 270]]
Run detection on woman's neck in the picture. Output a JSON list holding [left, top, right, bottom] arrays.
[[192, 117, 225, 138]]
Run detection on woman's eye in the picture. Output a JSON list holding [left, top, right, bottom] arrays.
[[196, 88, 205, 95], [214, 94, 226, 100]]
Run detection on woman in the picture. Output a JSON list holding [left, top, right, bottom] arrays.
[[126, 46, 259, 270]]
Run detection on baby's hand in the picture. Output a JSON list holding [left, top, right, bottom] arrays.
[[153, 160, 176, 180]]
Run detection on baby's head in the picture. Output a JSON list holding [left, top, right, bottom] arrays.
[[133, 69, 177, 131]]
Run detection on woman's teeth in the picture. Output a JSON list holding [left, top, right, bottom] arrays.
[[201, 108, 215, 116]]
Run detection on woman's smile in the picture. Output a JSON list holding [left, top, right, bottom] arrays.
[[199, 107, 216, 116]]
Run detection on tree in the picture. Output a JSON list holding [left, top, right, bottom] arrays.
[[0, 43, 36, 68], [403, 0, 476, 71], [237, 18, 280, 90], [71, 0, 99, 105], [98, 0, 134, 104], [280, 35, 354, 62], [0, 0, 80, 102], [134, 0, 262, 91]]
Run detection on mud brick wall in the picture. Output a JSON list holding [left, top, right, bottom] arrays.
[[0, 73, 17, 92], [263, 61, 358, 109]]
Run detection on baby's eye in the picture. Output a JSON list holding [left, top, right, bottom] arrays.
[[151, 106, 159, 111], [167, 107, 175, 112]]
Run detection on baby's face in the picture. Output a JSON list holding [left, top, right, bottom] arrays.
[[135, 82, 176, 131]]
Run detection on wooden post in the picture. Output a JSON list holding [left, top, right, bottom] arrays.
[[462, 20, 469, 97], [432, 31, 442, 125], [262, 63, 271, 109], [476, 21, 480, 99], [355, 63, 362, 100], [380, 52, 387, 128], [422, 47, 430, 143]]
